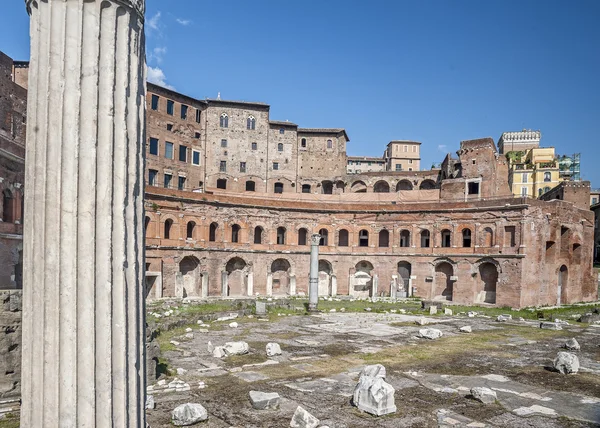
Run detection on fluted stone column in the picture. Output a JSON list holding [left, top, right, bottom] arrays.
[[21, 1, 146, 427]]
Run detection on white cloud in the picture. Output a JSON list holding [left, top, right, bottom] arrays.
[[176, 18, 191, 26], [148, 11, 162, 32], [147, 66, 175, 90], [437, 144, 447, 152], [149, 46, 167, 64]]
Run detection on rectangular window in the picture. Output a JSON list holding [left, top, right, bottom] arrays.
[[395, 164, 401, 171], [219, 160, 227, 172], [412, 145, 417, 152], [165, 142, 174, 159], [504, 226, 516, 247], [192, 150, 201, 166], [151, 94, 159, 110], [521, 187, 528, 196], [148, 169, 158, 186], [178, 176, 186, 190], [221, 139, 227, 148], [273, 162, 279, 170], [240, 162, 246, 173], [164, 173, 172, 189], [404, 145, 407, 152], [166, 100, 174, 115], [166, 123, 173, 131], [181, 104, 188, 120], [468, 182, 480, 195], [593, 197, 598, 204], [194, 132, 200, 139], [279, 128, 285, 134], [409, 159, 413, 164], [251, 142, 257, 150], [522, 173, 528, 183], [179, 145, 187, 162], [195, 108, 201, 123], [149, 137, 158, 155]]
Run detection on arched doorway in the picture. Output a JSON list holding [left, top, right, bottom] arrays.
[[420, 180, 436, 190], [180, 256, 200, 297], [434, 262, 453, 301], [351, 180, 367, 193], [396, 180, 413, 191], [318, 260, 333, 296], [479, 262, 497, 304], [271, 259, 291, 295], [397, 261, 411, 296], [226, 257, 247, 296], [351, 261, 374, 298], [321, 181, 333, 194], [558, 265, 568, 305], [373, 181, 390, 193]]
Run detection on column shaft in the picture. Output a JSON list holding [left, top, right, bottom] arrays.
[[21, 1, 146, 427]]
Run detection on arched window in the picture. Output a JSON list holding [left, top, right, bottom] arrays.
[[301, 138, 307, 148], [441, 229, 452, 248], [247, 115, 256, 130], [327, 139, 333, 149], [246, 180, 255, 192], [220, 113, 228, 128], [544, 172, 551, 182], [164, 219, 173, 239], [2, 189, 14, 223], [254, 226, 263, 244], [338, 229, 349, 246], [145, 216, 150, 234], [538, 188, 543, 196], [186, 221, 195, 239], [321, 181, 333, 194], [373, 181, 390, 193], [231, 224, 240, 243], [276, 227, 286, 245], [319, 228, 328, 246], [277, 143, 283, 152], [420, 230, 430, 248], [544, 186, 550, 193], [482, 227, 493, 247], [359, 229, 369, 247], [274, 183, 284, 193], [209, 222, 218, 242], [462, 228, 472, 247], [400, 230, 410, 247], [298, 228, 308, 245], [301, 184, 311, 193], [379, 229, 389, 247]]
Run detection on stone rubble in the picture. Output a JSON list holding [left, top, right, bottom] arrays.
[[419, 328, 443, 340], [229, 321, 239, 328], [145, 395, 155, 410], [540, 321, 562, 330], [429, 306, 438, 315], [290, 405, 320, 428], [172, 402, 208, 426], [564, 338, 580, 351], [459, 326, 472, 333], [444, 308, 453, 316], [554, 352, 579, 374], [248, 390, 281, 410], [352, 364, 397, 416], [470, 387, 497, 404], [266, 342, 282, 357]]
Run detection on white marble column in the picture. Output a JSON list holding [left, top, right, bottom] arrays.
[[247, 271, 254, 296], [289, 273, 296, 296], [331, 275, 337, 297], [266, 272, 273, 296], [308, 234, 321, 311], [201, 272, 209, 298], [21, 1, 146, 427], [221, 271, 228, 296]]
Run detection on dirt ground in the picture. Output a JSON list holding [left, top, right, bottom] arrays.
[[145, 299, 600, 428]]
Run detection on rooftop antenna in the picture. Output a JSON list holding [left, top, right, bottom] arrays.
[[217, 92, 221, 100]]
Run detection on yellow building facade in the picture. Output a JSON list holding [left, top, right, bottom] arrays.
[[506, 147, 561, 198]]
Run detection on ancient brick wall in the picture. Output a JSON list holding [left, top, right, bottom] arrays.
[[0, 291, 21, 401]]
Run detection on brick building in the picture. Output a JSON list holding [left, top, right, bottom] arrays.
[[1, 54, 596, 308]]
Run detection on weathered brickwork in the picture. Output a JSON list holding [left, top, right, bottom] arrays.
[[0, 52, 25, 290], [0, 290, 21, 401]]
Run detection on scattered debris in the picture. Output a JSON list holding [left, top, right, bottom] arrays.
[[352, 364, 396, 416], [249, 390, 280, 410], [540, 322, 562, 330], [172, 403, 208, 426], [459, 326, 472, 333], [564, 338, 580, 351], [290, 405, 320, 428], [554, 352, 579, 374], [419, 328, 443, 340], [470, 387, 497, 404], [266, 342, 282, 357]]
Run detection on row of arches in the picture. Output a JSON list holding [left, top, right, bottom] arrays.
[[173, 255, 500, 304], [153, 217, 494, 250], [211, 177, 439, 194]]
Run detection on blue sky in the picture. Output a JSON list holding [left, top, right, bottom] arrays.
[[1, 1, 599, 185]]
